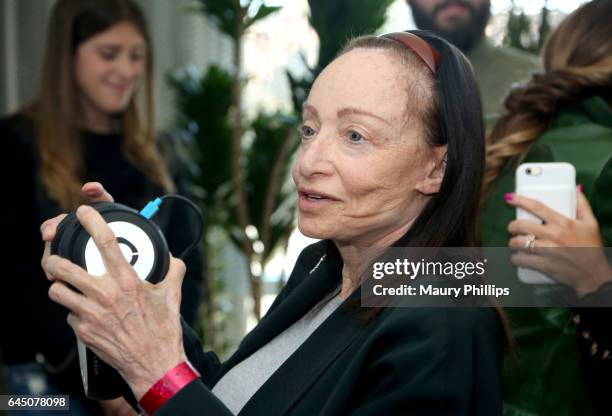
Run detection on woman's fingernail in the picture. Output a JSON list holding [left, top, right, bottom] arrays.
[[504, 192, 514, 202], [578, 184, 584, 193], [40, 224, 48, 237]]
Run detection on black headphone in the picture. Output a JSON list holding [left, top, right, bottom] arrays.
[[51, 197, 202, 400], [52, 201, 170, 283]]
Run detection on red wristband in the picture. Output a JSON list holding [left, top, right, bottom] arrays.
[[138, 361, 200, 415]]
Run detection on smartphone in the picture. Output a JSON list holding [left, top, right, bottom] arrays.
[[515, 162, 577, 284]]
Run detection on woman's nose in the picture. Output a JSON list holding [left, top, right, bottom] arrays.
[[115, 54, 141, 79], [298, 132, 335, 178]]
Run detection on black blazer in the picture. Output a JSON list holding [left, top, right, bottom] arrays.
[[159, 241, 503, 415]]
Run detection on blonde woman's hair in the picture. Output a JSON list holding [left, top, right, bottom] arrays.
[[483, 0, 612, 197]]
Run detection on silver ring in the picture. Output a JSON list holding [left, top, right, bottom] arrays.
[[524, 234, 536, 252]]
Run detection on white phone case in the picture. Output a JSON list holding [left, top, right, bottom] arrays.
[[515, 162, 576, 284]]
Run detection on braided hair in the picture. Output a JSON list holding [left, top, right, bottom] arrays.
[[483, 0, 612, 196]]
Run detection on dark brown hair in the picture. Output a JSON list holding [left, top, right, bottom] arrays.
[[341, 31, 485, 248], [25, 0, 173, 210], [337, 33, 513, 344]]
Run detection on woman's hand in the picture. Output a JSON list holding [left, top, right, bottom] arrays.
[[505, 187, 612, 297], [40, 181, 115, 242], [40, 182, 188, 400]]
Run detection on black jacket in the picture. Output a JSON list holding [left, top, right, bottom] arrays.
[[160, 240, 503, 415]]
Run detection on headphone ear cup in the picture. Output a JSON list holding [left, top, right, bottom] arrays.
[[51, 202, 169, 283], [51, 213, 80, 259], [96, 203, 169, 282], [49, 201, 171, 400]]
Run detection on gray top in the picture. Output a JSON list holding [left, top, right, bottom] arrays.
[[212, 288, 344, 414]]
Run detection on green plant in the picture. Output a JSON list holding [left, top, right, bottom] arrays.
[[172, 1, 295, 321], [171, 0, 396, 329], [168, 65, 233, 215], [504, 0, 551, 55], [288, 0, 395, 112]]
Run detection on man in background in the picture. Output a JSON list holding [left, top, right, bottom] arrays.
[[406, 0, 539, 117]]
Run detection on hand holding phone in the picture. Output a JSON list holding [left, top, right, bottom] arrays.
[[515, 162, 576, 284]]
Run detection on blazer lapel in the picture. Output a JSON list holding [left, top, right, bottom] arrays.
[[238, 292, 365, 415], [212, 241, 344, 384]]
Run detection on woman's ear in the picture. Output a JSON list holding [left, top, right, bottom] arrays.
[[415, 145, 447, 195]]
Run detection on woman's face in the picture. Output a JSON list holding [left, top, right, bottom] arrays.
[[292, 48, 444, 247], [74, 21, 146, 116]]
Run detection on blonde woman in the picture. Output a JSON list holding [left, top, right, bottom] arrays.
[[481, 1, 612, 414]]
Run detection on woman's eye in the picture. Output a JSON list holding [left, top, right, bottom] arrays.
[[347, 130, 366, 143], [99, 49, 118, 60], [131, 51, 145, 62], [300, 125, 316, 139]]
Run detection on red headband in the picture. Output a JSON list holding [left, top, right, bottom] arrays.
[[380, 32, 442, 74]]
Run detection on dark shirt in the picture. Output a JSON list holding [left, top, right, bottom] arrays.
[[0, 113, 205, 383], [157, 240, 503, 415]]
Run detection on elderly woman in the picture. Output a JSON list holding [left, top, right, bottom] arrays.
[[41, 30, 503, 415]]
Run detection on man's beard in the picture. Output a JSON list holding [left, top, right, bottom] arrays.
[[411, 0, 491, 52]]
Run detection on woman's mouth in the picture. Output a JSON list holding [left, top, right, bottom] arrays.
[[303, 193, 325, 200], [297, 189, 338, 211], [108, 83, 131, 95]]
